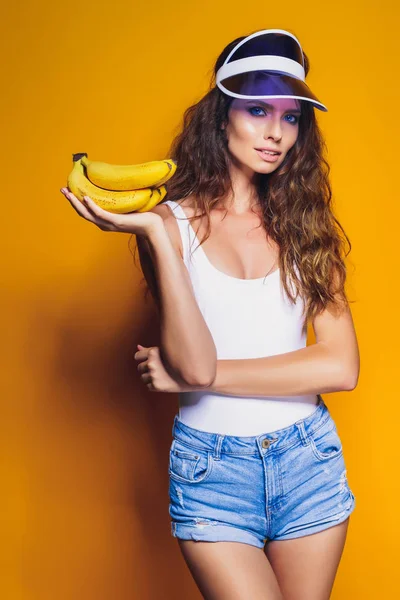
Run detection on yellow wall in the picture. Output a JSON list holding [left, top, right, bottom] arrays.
[[2, 1, 399, 598]]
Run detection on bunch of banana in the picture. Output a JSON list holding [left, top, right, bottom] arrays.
[[66, 152, 177, 214]]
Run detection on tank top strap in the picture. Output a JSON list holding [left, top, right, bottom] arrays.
[[162, 199, 200, 266]]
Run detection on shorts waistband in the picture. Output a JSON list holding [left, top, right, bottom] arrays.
[[171, 395, 330, 456]]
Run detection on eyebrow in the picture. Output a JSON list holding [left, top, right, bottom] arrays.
[[245, 100, 302, 114]]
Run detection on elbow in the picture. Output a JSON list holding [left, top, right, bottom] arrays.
[[169, 361, 216, 389], [343, 374, 359, 391], [341, 365, 360, 391], [183, 362, 217, 388], [184, 370, 216, 388], [181, 348, 218, 388]]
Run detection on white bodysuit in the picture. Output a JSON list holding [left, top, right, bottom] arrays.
[[163, 199, 319, 436]]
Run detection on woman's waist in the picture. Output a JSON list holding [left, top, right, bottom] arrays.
[[178, 391, 319, 436]]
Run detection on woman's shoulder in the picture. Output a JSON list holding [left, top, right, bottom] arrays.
[[147, 199, 190, 259], [165, 195, 199, 215]]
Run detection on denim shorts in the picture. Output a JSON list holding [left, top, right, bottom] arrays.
[[168, 396, 356, 548]]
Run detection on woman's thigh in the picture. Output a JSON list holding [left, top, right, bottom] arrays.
[[178, 539, 284, 600], [264, 517, 350, 600]]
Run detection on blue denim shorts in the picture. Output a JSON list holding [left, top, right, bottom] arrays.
[[168, 396, 356, 547]]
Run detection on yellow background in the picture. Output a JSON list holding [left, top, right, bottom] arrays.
[[2, 0, 399, 598]]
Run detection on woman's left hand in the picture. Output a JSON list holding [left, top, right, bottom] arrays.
[[134, 344, 189, 393]]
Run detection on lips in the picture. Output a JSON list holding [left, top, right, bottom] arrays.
[[255, 148, 281, 155], [255, 149, 280, 162]]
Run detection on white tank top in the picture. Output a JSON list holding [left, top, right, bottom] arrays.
[[163, 199, 319, 435]]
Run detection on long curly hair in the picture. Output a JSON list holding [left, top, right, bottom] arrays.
[[131, 30, 354, 331]]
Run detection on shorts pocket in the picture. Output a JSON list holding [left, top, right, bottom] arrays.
[[307, 417, 343, 462], [169, 438, 214, 484]]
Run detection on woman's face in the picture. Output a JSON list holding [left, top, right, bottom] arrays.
[[224, 97, 301, 175]]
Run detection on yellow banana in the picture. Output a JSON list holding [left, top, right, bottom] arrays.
[[136, 185, 167, 212], [80, 153, 177, 191], [67, 154, 162, 214]]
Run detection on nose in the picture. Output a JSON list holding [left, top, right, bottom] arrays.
[[263, 118, 283, 142]]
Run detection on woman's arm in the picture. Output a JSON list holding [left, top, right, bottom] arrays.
[[138, 213, 217, 387], [189, 346, 354, 397], [184, 296, 360, 397]]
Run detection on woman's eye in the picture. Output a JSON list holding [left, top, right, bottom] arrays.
[[247, 106, 299, 125], [248, 106, 266, 117]]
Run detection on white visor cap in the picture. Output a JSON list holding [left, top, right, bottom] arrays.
[[216, 29, 328, 112]]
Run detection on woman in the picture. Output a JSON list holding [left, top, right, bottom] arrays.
[[62, 28, 359, 600]]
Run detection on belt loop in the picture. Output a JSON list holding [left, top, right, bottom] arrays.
[[295, 420, 309, 447], [213, 434, 225, 460]]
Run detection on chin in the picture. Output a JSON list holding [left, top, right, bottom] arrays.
[[253, 161, 280, 174]]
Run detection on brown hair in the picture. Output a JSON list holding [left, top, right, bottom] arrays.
[[131, 30, 354, 331]]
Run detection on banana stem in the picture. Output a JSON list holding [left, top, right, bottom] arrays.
[[72, 152, 88, 162]]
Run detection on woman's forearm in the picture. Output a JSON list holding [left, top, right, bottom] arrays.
[[181, 342, 357, 396], [147, 224, 217, 387]]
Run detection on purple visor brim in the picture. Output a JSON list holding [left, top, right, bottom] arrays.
[[217, 71, 328, 112]]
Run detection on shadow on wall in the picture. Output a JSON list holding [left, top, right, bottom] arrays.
[[20, 265, 201, 599]]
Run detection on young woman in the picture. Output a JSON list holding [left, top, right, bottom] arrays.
[[62, 28, 360, 600]]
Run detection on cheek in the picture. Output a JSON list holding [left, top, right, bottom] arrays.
[[226, 122, 260, 161], [288, 126, 299, 146], [228, 118, 258, 143]]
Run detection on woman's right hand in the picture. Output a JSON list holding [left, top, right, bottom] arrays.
[[60, 187, 164, 237]]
